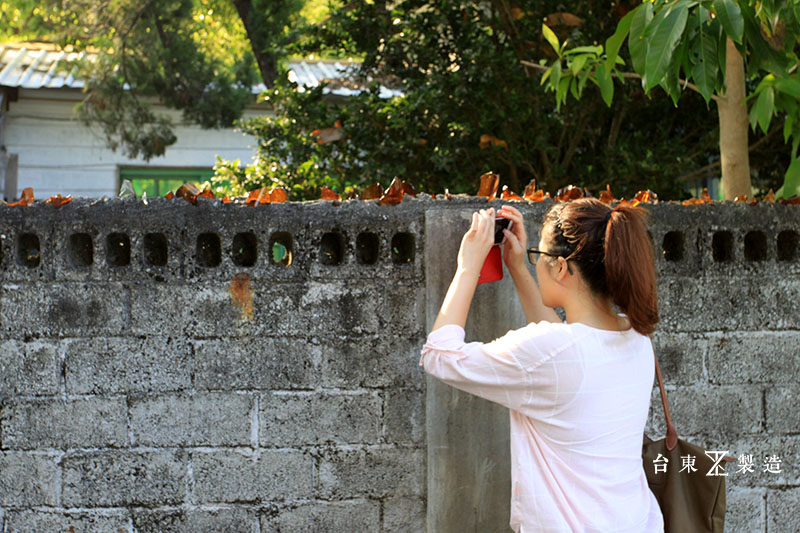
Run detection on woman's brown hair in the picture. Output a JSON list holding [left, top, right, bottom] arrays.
[[542, 197, 659, 335]]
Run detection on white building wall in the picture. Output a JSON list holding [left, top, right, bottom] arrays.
[[2, 88, 271, 200]]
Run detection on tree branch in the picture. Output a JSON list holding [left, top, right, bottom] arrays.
[[520, 59, 722, 103], [675, 123, 783, 182]]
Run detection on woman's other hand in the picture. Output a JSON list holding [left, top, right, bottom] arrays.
[[457, 208, 495, 274], [498, 205, 527, 273]]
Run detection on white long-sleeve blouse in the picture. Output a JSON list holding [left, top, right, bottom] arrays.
[[419, 317, 664, 532]]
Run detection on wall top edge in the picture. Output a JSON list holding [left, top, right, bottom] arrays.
[[0, 195, 798, 227]]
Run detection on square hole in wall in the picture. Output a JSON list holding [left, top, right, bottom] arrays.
[[662, 231, 684, 262], [777, 230, 798, 261], [319, 232, 344, 266], [232, 232, 258, 267], [391, 232, 415, 264], [712, 231, 733, 262], [269, 232, 293, 267], [17, 232, 40, 268], [106, 233, 131, 267], [143, 233, 168, 267], [68, 233, 94, 268], [197, 232, 222, 267], [356, 232, 380, 265], [744, 230, 767, 261]]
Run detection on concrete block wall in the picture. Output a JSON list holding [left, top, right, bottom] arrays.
[[0, 196, 798, 532], [0, 197, 427, 533]]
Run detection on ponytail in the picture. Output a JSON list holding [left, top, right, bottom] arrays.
[[543, 198, 659, 335], [603, 204, 659, 335]]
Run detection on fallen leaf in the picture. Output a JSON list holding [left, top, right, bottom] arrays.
[[198, 189, 215, 200], [7, 187, 34, 206], [165, 191, 175, 199], [320, 186, 341, 201], [734, 194, 749, 202], [479, 134, 508, 149], [599, 184, 617, 204], [501, 185, 524, 201], [555, 184, 584, 202], [270, 187, 289, 203], [378, 178, 416, 205], [477, 171, 500, 199], [523, 179, 550, 202], [45, 194, 73, 208], [222, 195, 232, 203], [246, 187, 271, 206], [681, 188, 712, 205], [633, 189, 658, 204], [763, 188, 775, 202], [176, 183, 202, 204], [779, 195, 800, 204], [361, 183, 383, 200]]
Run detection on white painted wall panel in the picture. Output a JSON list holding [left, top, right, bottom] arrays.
[[3, 89, 272, 199]]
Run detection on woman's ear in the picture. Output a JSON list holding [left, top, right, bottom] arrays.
[[556, 257, 572, 280]]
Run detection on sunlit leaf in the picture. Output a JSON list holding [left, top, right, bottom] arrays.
[[176, 182, 202, 204], [361, 183, 383, 200], [644, 4, 689, 91], [477, 171, 500, 199], [501, 185, 524, 201], [555, 184, 585, 201], [599, 184, 617, 204], [7, 187, 34, 206], [523, 179, 550, 202], [270, 187, 289, 203], [542, 23, 561, 56], [682, 187, 713, 205], [378, 177, 416, 205], [320, 186, 341, 201], [246, 187, 271, 206], [45, 194, 73, 208]]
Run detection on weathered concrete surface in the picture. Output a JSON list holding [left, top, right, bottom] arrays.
[[0, 196, 798, 532]]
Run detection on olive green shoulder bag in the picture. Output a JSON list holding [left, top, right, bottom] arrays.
[[642, 349, 736, 532]]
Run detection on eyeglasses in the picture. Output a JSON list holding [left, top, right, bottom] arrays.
[[527, 247, 573, 274]]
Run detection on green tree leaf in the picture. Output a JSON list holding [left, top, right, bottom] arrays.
[[692, 22, 719, 103], [595, 63, 614, 106], [644, 3, 689, 91], [542, 24, 561, 57], [755, 86, 775, 134], [629, 3, 653, 77], [777, 158, 800, 199], [604, 9, 635, 72], [713, 0, 744, 43]]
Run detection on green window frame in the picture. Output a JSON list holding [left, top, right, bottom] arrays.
[[119, 167, 229, 198]]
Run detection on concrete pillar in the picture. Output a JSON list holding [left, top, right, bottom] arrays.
[[424, 207, 531, 532]]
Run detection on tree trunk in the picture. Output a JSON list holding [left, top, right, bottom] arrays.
[[232, 0, 279, 89], [717, 38, 752, 200]]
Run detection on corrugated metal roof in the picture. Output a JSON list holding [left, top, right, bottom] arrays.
[[0, 42, 402, 97]]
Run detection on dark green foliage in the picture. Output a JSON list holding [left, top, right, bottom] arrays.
[[215, 0, 745, 200]]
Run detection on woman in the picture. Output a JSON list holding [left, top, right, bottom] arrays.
[[419, 199, 664, 532]]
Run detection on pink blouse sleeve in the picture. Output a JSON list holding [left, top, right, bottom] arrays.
[[419, 323, 563, 411]]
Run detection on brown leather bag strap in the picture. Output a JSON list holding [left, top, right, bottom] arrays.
[[652, 347, 679, 451]]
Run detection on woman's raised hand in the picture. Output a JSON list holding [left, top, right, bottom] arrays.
[[498, 205, 528, 272], [457, 207, 495, 274]]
